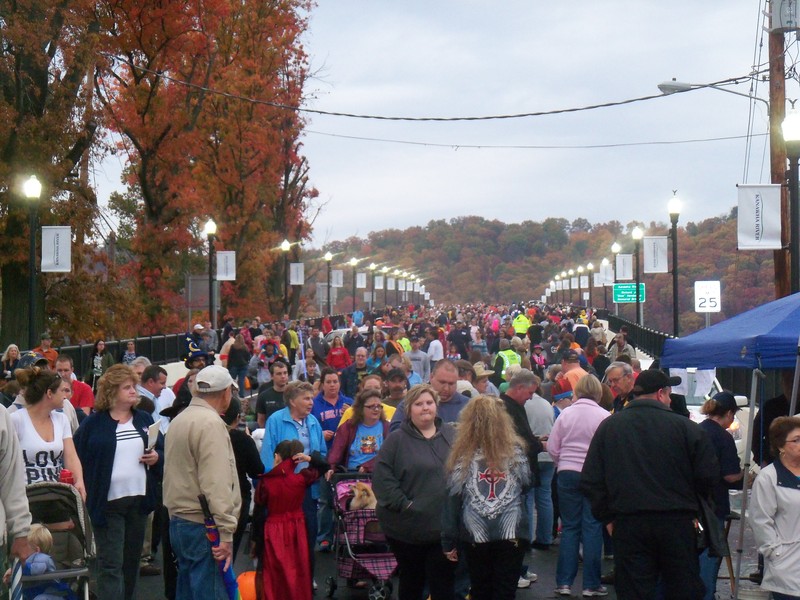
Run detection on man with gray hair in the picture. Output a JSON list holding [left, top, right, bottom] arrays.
[[604, 361, 635, 413], [164, 365, 241, 599]]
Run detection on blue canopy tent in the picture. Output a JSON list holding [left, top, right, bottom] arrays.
[[661, 292, 800, 599]]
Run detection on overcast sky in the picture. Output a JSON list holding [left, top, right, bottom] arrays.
[[300, 1, 775, 247]]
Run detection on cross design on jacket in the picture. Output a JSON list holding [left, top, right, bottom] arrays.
[[478, 468, 506, 500]]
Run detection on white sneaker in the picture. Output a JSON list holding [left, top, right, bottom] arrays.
[[517, 577, 531, 589], [524, 571, 538, 582], [555, 585, 572, 596], [313, 579, 318, 591]]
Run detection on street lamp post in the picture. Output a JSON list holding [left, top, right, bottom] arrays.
[[402, 272, 409, 304], [381, 267, 389, 309], [554, 275, 561, 304], [601, 258, 610, 309], [324, 252, 333, 316], [783, 105, 800, 294], [668, 192, 682, 336], [23, 175, 42, 349], [560, 271, 568, 305], [568, 269, 575, 306], [204, 219, 217, 329], [350, 257, 358, 314], [369, 262, 376, 314], [280, 239, 291, 315], [393, 269, 401, 306], [577, 266, 584, 308], [611, 242, 621, 316], [632, 227, 644, 325], [586, 262, 594, 310]]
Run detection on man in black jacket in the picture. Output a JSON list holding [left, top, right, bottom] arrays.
[[500, 369, 543, 486], [580, 369, 719, 600]]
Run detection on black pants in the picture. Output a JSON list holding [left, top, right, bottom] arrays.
[[464, 540, 526, 600], [386, 537, 455, 600], [614, 514, 704, 600]]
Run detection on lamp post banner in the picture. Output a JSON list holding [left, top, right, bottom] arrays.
[[331, 269, 344, 288], [41, 226, 71, 272], [570, 277, 578, 288], [356, 272, 367, 289], [600, 263, 615, 285], [398, 279, 406, 291], [616, 254, 633, 280], [387, 277, 395, 290], [643, 236, 669, 273], [580, 275, 589, 289], [737, 183, 781, 250], [593, 273, 603, 287], [556, 280, 563, 291], [216, 251, 236, 280], [375, 275, 384, 290], [289, 262, 304, 285]]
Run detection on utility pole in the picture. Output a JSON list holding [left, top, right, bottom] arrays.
[[771, 19, 789, 298]]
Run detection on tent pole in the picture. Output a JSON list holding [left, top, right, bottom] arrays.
[[790, 335, 800, 416], [733, 367, 764, 600]]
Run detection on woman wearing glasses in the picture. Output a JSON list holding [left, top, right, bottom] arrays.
[[749, 416, 800, 600], [327, 388, 389, 474]]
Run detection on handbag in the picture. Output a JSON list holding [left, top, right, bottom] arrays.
[[695, 493, 729, 558]]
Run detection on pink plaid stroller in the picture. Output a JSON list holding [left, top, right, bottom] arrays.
[[323, 473, 397, 600]]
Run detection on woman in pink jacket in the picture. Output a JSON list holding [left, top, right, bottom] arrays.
[[547, 374, 610, 597]]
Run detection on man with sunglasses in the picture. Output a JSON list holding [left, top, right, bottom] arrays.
[[581, 369, 719, 600]]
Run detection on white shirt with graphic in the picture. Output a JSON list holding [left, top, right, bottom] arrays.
[[10, 408, 71, 485]]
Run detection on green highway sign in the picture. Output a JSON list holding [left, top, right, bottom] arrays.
[[613, 283, 646, 303]]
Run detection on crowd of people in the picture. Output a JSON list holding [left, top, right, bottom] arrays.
[[0, 301, 797, 600]]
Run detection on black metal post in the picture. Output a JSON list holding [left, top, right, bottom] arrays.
[[208, 233, 215, 328], [326, 260, 332, 316], [635, 239, 642, 325], [370, 271, 375, 312], [383, 276, 388, 308], [790, 151, 800, 294], [28, 206, 36, 349], [588, 271, 593, 309], [395, 280, 400, 306], [670, 213, 680, 336], [352, 265, 357, 314], [283, 252, 289, 315], [577, 276, 582, 308]]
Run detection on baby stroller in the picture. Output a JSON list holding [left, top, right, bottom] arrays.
[[324, 473, 397, 600], [15, 481, 94, 600]]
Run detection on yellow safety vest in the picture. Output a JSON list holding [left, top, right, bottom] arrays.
[[513, 315, 530, 335], [496, 349, 521, 380]]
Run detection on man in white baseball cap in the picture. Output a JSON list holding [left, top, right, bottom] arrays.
[[163, 365, 240, 598]]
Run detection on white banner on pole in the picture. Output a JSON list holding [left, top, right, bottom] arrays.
[[363, 291, 373, 302], [331, 269, 344, 288], [356, 272, 367, 289], [562, 279, 570, 290], [737, 183, 782, 250], [570, 277, 578, 288], [541, 295, 547, 303], [374, 275, 384, 290], [41, 226, 71, 272], [216, 251, 236, 281], [424, 292, 430, 300], [387, 277, 396, 291], [556, 280, 563, 291], [601, 263, 615, 285], [414, 283, 420, 292], [545, 289, 552, 297], [429, 299, 434, 307], [593, 273, 603, 287], [583, 292, 589, 300], [398, 279, 406, 291], [616, 254, 633, 281], [580, 275, 589, 289], [420, 285, 426, 294], [289, 262, 304, 285], [643, 236, 669, 273]]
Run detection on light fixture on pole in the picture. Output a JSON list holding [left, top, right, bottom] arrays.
[[23, 175, 42, 349], [402, 271, 409, 303], [280, 239, 291, 315], [549, 279, 555, 305], [567, 269, 575, 305], [611, 242, 621, 316], [586, 262, 594, 309], [324, 252, 333, 316], [554, 275, 561, 304], [381, 266, 389, 308], [783, 103, 800, 294], [349, 257, 358, 314], [657, 79, 770, 113], [560, 271, 568, 304], [204, 219, 217, 329], [632, 227, 644, 325], [668, 192, 682, 336], [600, 258, 610, 309], [369, 262, 377, 313], [577, 266, 584, 308]]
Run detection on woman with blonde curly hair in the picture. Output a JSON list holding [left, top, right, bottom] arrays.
[[441, 394, 531, 600], [74, 364, 163, 600]]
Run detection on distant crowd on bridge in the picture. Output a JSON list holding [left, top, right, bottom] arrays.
[[0, 301, 798, 600]]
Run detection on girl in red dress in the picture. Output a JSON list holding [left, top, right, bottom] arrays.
[[256, 439, 328, 600]]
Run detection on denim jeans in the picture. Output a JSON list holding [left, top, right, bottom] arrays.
[[556, 470, 603, 589], [316, 475, 334, 545], [698, 517, 724, 600], [228, 366, 248, 396], [170, 517, 229, 600], [93, 496, 147, 600], [528, 461, 555, 544]]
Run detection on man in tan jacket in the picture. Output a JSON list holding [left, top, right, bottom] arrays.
[[164, 365, 241, 600]]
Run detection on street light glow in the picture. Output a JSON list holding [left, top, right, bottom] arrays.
[[631, 227, 643, 241], [23, 175, 42, 200], [611, 242, 621, 254], [280, 239, 291, 252], [324, 251, 333, 262], [203, 218, 217, 237]]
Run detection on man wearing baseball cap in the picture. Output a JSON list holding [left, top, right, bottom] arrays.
[[580, 369, 719, 599], [164, 365, 241, 599]]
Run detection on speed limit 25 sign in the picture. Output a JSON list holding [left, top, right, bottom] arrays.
[[694, 281, 721, 313]]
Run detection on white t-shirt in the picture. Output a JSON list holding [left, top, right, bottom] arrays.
[[11, 408, 72, 485], [427, 339, 444, 362], [108, 420, 147, 501]]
